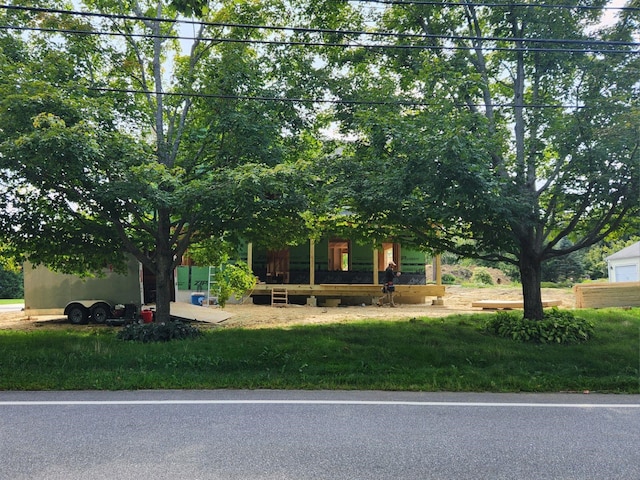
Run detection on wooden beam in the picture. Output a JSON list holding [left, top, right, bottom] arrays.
[[471, 299, 562, 310], [251, 284, 445, 298], [372, 248, 378, 284], [309, 240, 315, 285]]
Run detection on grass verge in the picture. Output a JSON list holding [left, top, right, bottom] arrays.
[[1, 308, 638, 392], [0, 299, 23, 304]]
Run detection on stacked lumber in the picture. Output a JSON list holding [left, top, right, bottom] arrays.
[[573, 282, 640, 309], [471, 300, 562, 310]]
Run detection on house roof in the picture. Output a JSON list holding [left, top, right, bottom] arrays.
[[606, 241, 640, 261]]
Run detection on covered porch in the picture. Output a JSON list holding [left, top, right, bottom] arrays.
[[247, 241, 446, 306]]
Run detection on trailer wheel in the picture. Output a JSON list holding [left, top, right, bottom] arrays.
[[67, 305, 89, 325], [91, 304, 110, 324]]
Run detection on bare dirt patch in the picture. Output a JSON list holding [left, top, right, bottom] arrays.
[[0, 286, 575, 331]]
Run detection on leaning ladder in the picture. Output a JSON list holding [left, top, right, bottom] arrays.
[[207, 265, 221, 306], [271, 286, 288, 307]]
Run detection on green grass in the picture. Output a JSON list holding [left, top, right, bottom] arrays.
[[1, 308, 639, 392], [0, 299, 23, 304]]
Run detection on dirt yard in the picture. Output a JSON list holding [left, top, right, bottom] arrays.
[[0, 285, 575, 331]]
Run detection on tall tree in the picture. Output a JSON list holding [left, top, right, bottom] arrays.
[[320, 0, 640, 319], [0, 1, 318, 321]]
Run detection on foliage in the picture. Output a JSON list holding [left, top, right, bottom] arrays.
[[116, 320, 202, 343], [318, 1, 640, 320], [0, 1, 322, 322], [441, 273, 456, 285], [471, 267, 494, 285], [541, 239, 586, 283], [582, 237, 640, 280], [187, 238, 239, 268], [0, 268, 23, 299], [185, 238, 257, 307], [214, 262, 257, 308], [484, 309, 594, 344]]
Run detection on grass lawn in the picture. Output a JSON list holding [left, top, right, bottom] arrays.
[[0, 308, 638, 392], [0, 299, 23, 304]]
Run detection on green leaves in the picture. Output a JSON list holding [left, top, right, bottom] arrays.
[[484, 309, 595, 344]]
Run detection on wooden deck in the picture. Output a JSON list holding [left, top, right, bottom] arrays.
[[250, 284, 445, 304], [471, 300, 562, 310]]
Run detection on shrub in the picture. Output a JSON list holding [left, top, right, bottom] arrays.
[[483, 308, 594, 344], [441, 273, 457, 284], [471, 267, 494, 285], [117, 320, 203, 343], [215, 262, 257, 307]]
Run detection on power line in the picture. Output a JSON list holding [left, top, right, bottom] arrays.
[[1, 24, 636, 54], [351, 0, 640, 12], [1, 4, 638, 54], [2, 22, 638, 55], [88, 85, 591, 110]]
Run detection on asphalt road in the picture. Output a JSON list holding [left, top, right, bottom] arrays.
[[1, 390, 639, 480], [0, 303, 23, 313]]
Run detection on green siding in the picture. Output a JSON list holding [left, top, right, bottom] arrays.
[[176, 266, 210, 291], [402, 250, 427, 273], [351, 243, 373, 270]]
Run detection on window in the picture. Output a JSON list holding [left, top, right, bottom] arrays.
[[329, 240, 350, 271], [378, 243, 399, 270]]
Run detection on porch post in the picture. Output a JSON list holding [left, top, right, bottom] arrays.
[[247, 242, 253, 270], [433, 253, 444, 305], [309, 239, 315, 285], [373, 248, 378, 284]]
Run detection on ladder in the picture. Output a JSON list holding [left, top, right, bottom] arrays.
[[271, 286, 288, 307], [207, 265, 221, 306]]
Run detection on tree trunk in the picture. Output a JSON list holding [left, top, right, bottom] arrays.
[[519, 249, 544, 321], [154, 208, 173, 323]]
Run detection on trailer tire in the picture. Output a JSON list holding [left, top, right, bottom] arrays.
[[67, 305, 89, 325], [91, 303, 111, 324]]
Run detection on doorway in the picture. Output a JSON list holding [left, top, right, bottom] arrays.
[[329, 239, 350, 271], [266, 249, 290, 283]]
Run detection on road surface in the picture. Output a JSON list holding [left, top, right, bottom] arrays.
[[1, 390, 639, 479]]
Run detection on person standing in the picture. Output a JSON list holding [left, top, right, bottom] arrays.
[[378, 261, 400, 307]]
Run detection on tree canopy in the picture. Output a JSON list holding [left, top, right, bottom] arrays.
[[313, 0, 640, 319], [1, 1, 638, 321], [0, 1, 322, 320]]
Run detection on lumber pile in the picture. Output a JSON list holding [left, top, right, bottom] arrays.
[[573, 282, 640, 309], [471, 300, 562, 310]]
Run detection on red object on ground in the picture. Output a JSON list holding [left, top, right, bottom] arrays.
[[140, 310, 153, 323]]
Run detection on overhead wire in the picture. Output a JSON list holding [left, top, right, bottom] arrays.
[[1, 3, 637, 109], [88, 85, 594, 110], [2, 24, 637, 54], [349, 0, 640, 12], [1, 4, 638, 53]]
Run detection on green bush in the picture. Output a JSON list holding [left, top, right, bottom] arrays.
[[483, 308, 594, 344], [471, 267, 494, 285], [215, 262, 256, 307], [117, 321, 203, 343], [441, 273, 457, 284]]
